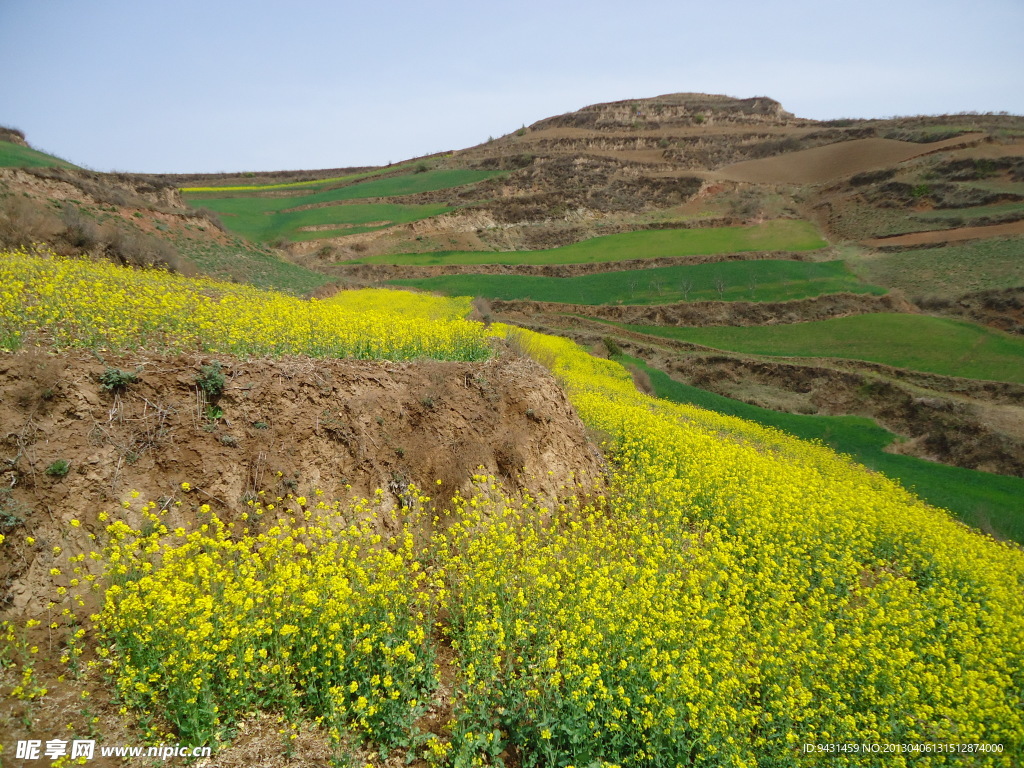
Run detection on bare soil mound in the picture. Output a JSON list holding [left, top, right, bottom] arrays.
[[0, 348, 601, 615], [716, 135, 982, 185]]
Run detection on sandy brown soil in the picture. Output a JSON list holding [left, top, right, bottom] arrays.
[[863, 220, 1024, 247], [0, 167, 232, 255], [715, 135, 983, 185]]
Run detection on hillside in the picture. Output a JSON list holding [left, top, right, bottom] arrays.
[[4, 93, 1023, 520], [4, 94, 1023, 514], [2, 94, 1024, 765]]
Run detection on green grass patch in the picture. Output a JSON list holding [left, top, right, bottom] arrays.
[[619, 313, 1024, 384], [968, 179, 1024, 196], [847, 236, 1024, 298], [180, 239, 334, 296], [0, 141, 78, 169], [188, 200, 451, 243], [620, 354, 1024, 543], [389, 259, 883, 305], [184, 169, 502, 242], [353, 220, 827, 266]]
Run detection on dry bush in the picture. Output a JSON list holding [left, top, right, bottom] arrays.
[[105, 227, 189, 273], [0, 125, 27, 143], [0, 193, 62, 246], [59, 203, 102, 249], [625, 363, 655, 396], [191, 206, 227, 232]]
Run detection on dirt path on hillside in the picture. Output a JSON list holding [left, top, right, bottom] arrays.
[[714, 134, 983, 184], [863, 220, 1024, 247]]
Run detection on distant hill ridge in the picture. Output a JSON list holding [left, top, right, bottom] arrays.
[[529, 92, 798, 131]]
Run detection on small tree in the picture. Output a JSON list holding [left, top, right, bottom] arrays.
[[680, 278, 693, 301], [714, 274, 726, 300]]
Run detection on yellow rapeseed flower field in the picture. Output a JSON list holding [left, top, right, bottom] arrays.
[[91, 495, 435, 750], [0, 249, 489, 360], [3, 252, 1022, 766]]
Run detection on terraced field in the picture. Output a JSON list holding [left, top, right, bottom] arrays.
[[845, 237, 1024, 298], [182, 168, 505, 241], [618, 313, 1024, 384], [353, 219, 826, 265], [390, 259, 883, 305], [179, 160, 425, 192], [4, 94, 1024, 767]]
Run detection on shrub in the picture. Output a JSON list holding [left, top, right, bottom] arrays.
[[191, 207, 227, 232], [0, 193, 61, 247], [196, 362, 226, 398], [99, 367, 139, 392], [106, 227, 185, 272], [46, 459, 70, 478], [60, 203, 101, 249]]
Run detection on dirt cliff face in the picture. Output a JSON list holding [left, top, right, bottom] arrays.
[[0, 348, 602, 615]]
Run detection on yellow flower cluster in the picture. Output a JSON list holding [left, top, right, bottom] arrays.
[[91, 494, 435, 748], [0, 619, 48, 701], [0, 250, 489, 361]]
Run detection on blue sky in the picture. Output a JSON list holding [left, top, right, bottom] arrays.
[[2, 0, 1021, 173]]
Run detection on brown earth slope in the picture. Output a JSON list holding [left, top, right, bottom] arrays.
[[0, 347, 601, 615], [716, 134, 984, 184]]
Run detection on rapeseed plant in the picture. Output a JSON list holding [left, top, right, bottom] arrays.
[[83, 493, 436, 751]]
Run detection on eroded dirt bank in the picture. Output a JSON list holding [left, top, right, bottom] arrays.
[[0, 348, 602, 614]]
